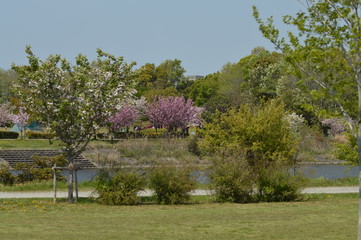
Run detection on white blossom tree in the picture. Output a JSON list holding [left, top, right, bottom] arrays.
[[12, 46, 136, 203]]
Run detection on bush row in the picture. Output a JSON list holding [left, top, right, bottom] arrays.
[[0, 131, 55, 139], [26, 131, 55, 139], [96, 129, 190, 140], [94, 163, 197, 205], [0, 155, 67, 185], [0, 131, 19, 139], [92, 159, 304, 205]]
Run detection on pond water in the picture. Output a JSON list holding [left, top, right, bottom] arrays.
[[297, 164, 358, 179], [61, 164, 359, 183]]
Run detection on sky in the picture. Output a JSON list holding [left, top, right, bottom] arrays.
[[1, 0, 305, 76]]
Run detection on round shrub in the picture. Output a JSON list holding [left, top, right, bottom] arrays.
[[0, 166, 16, 185], [210, 157, 255, 203], [256, 167, 305, 202], [148, 163, 197, 205], [187, 136, 201, 156], [94, 169, 145, 205]]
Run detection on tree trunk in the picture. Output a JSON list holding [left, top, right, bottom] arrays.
[[357, 81, 361, 240], [67, 162, 74, 204]]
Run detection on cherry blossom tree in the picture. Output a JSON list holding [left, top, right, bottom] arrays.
[[12, 46, 135, 203], [147, 96, 203, 133], [11, 107, 29, 138], [0, 104, 14, 127], [108, 105, 138, 138]]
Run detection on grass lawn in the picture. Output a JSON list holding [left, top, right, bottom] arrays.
[[0, 194, 357, 240], [0, 139, 62, 150]]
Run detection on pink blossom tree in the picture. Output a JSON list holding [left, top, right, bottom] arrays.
[[11, 107, 29, 139], [147, 96, 203, 134], [0, 104, 14, 127], [108, 105, 138, 138]]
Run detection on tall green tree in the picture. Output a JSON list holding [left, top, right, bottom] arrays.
[[253, 0, 361, 237], [154, 59, 186, 89], [13, 46, 135, 203], [0, 69, 17, 103]]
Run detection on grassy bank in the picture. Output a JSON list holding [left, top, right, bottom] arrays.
[[0, 139, 62, 150], [0, 180, 94, 192], [0, 194, 357, 240]]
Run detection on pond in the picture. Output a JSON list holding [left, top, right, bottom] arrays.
[[64, 164, 359, 183]]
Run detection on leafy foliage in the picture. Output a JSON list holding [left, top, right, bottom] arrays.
[[12, 46, 136, 162], [253, 0, 361, 138], [256, 166, 304, 202], [94, 169, 145, 205], [210, 157, 255, 203], [0, 166, 16, 185], [201, 100, 295, 167], [334, 132, 358, 166], [201, 100, 303, 202], [14, 155, 67, 183], [148, 163, 197, 205], [26, 131, 55, 139]]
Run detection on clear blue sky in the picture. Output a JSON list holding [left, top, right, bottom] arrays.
[[1, 0, 304, 75]]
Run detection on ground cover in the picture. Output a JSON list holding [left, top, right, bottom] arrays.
[[0, 194, 357, 240], [0, 139, 62, 150], [0, 180, 94, 192]]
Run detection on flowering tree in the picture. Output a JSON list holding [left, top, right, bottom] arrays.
[[12, 46, 135, 203], [108, 105, 138, 137], [11, 107, 29, 138], [147, 96, 203, 133], [133, 96, 147, 120], [0, 104, 14, 127]]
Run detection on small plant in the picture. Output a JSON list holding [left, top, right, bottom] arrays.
[[0, 166, 16, 185], [148, 162, 197, 205], [187, 136, 201, 156], [256, 167, 305, 202], [94, 169, 145, 205], [210, 157, 255, 203]]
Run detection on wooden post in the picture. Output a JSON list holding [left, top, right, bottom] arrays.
[[75, 168, 79, 202], [53, 163, 57, 203]]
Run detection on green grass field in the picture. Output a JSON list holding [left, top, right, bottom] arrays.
[[0, 139, 62, 150], [0, 194, 357, 240]]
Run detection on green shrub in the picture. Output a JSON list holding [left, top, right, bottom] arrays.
[[113, 131, 128, 139], [0, 166, 16, 185], [0, 131, 19, 139], [94, 169, 145, 205], [200, 100, 296, 167], [26, 131, 55, 139], [210, 157, 255, 203], [14, 155, 67, 183], [148, 163, 197, 205], [256, 167, 304, 202], [187, 136, 201, 156]]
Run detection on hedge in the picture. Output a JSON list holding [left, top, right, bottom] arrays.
[[0, 131, 19, 139], [26, 131, 55, 139]]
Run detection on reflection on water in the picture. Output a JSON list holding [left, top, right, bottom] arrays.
[[62, 164, 359, 183]]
